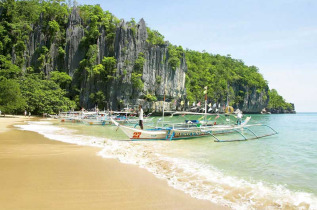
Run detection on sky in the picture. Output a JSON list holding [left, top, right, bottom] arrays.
[[78, 0, 317, 112]]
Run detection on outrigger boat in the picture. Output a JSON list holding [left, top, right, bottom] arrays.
[[111, 118, 212, 140], [111, 112, 278, 142], [111, 111, 153, 125], [81, 112, 111, 125], [111, 119, 168, 140], [58, 110, 153, 126], [110, 83, 277, 141], [59, 111, 83, 123]]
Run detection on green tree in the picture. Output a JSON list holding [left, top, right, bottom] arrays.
[[168, 45, 183, 70], [49, 71, 72, 89], [131, 52, 145, 90], [89, 91, 106, 109], [20, 74, 76, 114], [102, 56, 117, 79], [185, 49, 268, 106], [0, 77, 26, 113], [133, 52, 145, 73], [131, 73, 143, 90], [146, 27, 165, 45], [267, 89, 292, 110], [48, 20, 60, 36], [0, 55, 22, 79]]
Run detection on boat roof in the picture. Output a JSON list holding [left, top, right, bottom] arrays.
[[60, 111, 81, 114], [171, 111, 219, 116]]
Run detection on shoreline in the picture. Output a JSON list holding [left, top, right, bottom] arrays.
[[0, 116, 226, 209]]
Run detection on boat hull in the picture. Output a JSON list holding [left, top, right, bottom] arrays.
[[119, 125, 168, 140]]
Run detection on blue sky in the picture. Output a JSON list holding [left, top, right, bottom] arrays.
[[78, 0, 317, 112]]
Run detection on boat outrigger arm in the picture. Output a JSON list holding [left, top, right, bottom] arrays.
[[210, 123, 278, 142]]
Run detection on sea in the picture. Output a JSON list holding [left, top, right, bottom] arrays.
[[15, 113, 317, 209]]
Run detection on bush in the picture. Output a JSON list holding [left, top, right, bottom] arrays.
[[146, 27, 165, 45], [131, 72, 143, 90], [168, 45, 183, 70], [156, 75, 162, 84], [144, 93, 157, 102], [48, 20, 60, 36], [134, 52, 145, 73]]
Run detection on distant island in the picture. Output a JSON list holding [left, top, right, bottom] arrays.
[[0, 0, 295, 115]]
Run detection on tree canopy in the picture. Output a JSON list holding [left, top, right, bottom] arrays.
[[185, 50, 269, 108]]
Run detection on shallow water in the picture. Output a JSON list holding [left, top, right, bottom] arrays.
[[15, 113, 317, 209]]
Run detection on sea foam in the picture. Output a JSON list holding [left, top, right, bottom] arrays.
[[15, 121, 317, 209]]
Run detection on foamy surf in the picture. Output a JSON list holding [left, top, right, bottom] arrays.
[[15, 121, 106, 147], [15, 121, 317, 209]]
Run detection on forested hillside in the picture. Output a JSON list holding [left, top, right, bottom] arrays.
[[0, 0, 294, 114]]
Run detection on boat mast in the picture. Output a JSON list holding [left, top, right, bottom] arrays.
[[226, 82, 229, 108], [163, 78, 166, 123], [204, 86, 208, 124]]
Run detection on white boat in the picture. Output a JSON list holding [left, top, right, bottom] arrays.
[[111, 111, 153, 125], [111, 114, 278, 142], [59, 111, 83, 122], [111, 118, 168, 140]]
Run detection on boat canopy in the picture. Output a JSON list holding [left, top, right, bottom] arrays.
[[171, 111, 218, 116]]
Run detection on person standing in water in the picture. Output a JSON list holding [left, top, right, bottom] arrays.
[[138, 105, 144, 130]]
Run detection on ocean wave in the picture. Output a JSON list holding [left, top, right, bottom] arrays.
[[15, 121, 317, 209], [15, 123, 106, 147], [98, 141, 317, 209]]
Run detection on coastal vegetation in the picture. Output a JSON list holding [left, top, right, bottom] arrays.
[[0, 0, 293, 114], [185, 51, 268, 106], [267, 89, 293, 111]]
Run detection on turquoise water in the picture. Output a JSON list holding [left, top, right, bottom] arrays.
[[165, 113, 317, 195], [16, 113, 317, 209]]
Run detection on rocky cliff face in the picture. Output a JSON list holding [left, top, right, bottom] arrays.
[[240, 86, 269, 114], [22, 7, 186, 112], [107, 18, 186, 110], [20, 7, 269, 113], [266, 103, 296, 114], [65, 8, 85, 76]]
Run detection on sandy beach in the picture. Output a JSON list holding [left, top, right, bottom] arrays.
[[0, 116, 225, 210]]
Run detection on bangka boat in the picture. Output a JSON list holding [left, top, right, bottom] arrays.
[[111, 113, 278, 142], [111, 111, 153, 125], [111, 118, 169, 140], [59, 111, 83, 122]]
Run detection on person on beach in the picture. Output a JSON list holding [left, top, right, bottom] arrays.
[[29, 112, 31, 117], [237, 111, 243, 125], [0, 109, 1, 116], [24, 110, 27, 117], [138, 105, 144, 130]]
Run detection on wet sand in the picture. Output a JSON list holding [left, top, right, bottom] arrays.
[[0, 116, 226, 210]]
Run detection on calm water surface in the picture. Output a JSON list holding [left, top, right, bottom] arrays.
[[165, 113, 317, 194]]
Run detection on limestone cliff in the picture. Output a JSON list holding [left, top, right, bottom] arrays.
[[22, 7, 186, 111], [107, 18, 186, 110], [19, 7, 272, 113], [239, 86, 269, 114]]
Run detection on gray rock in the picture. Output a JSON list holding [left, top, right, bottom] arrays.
[[17, 7, 273, 113], [65, 7, 85, 76]]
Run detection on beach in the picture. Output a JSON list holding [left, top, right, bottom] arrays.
[[0, 116, 225, 210]]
